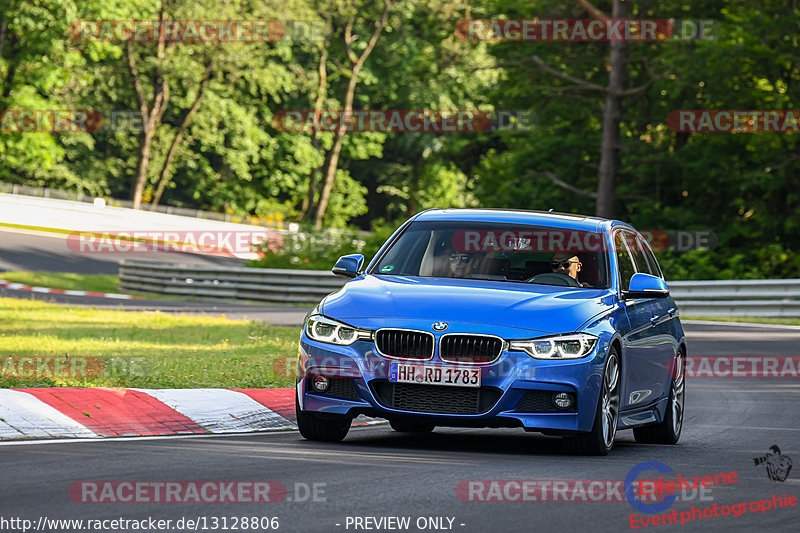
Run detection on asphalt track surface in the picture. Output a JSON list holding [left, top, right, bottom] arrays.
[[1, 322, 799, 533], [0, 229, 245, 274]]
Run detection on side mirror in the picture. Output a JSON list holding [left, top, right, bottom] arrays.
[[623, 273, 669, 299], [332, 254, 364, 279]]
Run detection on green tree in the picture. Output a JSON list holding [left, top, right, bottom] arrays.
[[0, 0, 100, 192]]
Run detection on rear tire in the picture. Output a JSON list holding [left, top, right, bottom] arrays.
[[566, 347, 620, 456], [634, 349, 685, 445], [389, 420, 435, 433], [296, 395, 351, 442]]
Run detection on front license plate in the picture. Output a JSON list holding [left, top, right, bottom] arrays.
[[389, 363, 481, 387]]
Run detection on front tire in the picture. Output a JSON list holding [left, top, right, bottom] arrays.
[[566, 347, 620, 456], [634, 349, 685, 445], [296, 395, 351, 442]]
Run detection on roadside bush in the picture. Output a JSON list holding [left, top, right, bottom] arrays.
[[248, 222, 398, 270], [659, 245, 800, 280]]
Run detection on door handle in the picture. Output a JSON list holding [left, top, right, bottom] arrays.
[[650, 315, 659, 326], [667, 307, 676, 316]]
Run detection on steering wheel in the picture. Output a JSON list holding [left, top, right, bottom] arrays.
[[525, 272, 581, 287]]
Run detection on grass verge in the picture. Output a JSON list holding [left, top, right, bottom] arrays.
[[0, 297, 299, 389], [682, 316, 800, 326]]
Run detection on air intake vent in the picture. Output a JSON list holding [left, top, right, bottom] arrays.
[[375, 329, 434, 360], [440, 334, 503, 364], [370, 381, 502, 414], [308, 378, 360, 401]]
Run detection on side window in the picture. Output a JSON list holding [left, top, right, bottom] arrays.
[[614, 232, 636, 290], [624, 232, 652, 276], [638, 236, 663, 279]]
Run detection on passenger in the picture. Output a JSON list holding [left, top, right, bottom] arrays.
[[448, 252, 474, 278]]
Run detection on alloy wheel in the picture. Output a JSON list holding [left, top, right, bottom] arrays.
[[601, 353, 620, 449]]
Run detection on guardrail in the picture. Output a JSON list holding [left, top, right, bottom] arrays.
[[667, 279, 800, 317], [119, 260, 800, 316]]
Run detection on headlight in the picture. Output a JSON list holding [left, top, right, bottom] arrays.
[[509, 333, 599, 360], [305, 315, 372, 346]]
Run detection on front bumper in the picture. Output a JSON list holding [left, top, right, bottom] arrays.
[[297, 324, 611, 433]]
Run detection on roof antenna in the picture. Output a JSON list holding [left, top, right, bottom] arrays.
[[548, 208, 554, 212]]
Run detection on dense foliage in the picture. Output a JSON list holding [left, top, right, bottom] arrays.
[[1, 1, 798, 278]]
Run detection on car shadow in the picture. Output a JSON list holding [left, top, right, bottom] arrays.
[[329, 425, 642, 457]]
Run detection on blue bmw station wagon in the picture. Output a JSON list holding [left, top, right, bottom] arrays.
[[296, 209, 686, 455]]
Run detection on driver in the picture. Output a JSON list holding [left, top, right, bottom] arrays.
[[550, 252, 582, 282]]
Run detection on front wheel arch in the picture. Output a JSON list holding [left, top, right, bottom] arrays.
[[566, 345, 621, 456]]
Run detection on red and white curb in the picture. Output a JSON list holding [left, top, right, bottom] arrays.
[[0, 279, 142, 299], [0, 387, 379, 441]]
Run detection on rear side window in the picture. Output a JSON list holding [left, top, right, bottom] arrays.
[[638, 236, 663, 279], [625, 232, 654, 276], [614, 232, 636, 290]]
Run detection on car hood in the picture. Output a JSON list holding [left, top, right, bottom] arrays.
[[321, 275, 613, 335]]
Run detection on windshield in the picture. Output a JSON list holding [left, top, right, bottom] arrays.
[[370, 220, 610, 289]]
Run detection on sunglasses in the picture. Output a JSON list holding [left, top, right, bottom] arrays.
[[551, 260, 580, 269], [449, 254, 472, 264]]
